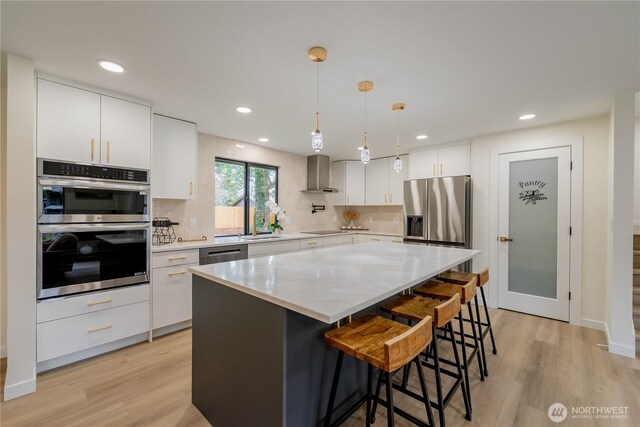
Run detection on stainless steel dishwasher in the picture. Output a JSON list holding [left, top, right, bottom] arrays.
[[199, 244, 248, 265]]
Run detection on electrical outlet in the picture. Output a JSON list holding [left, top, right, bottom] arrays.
[[189, 217, 196, 228]]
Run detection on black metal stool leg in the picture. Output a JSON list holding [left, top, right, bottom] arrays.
[[324, 351, 344, 427], [366, 364, 372, 427], [473, 297, 489, 377], [449, 323, 472, 421], [457, 311, 472, 412], [370, 368, 384, 423], [467, 301, 485, 381], [385, 372, 394, 427], [414, 356, 436, 427], [480, 287, 498, 354], [432, 327, 446, 427]]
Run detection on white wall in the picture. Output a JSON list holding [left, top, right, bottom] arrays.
[[605, 93, 636, 358], [470, 114, 609, 326], [1, 52, 7, 359], [633, 92, 640, 231], [2, 53, 37, 400]]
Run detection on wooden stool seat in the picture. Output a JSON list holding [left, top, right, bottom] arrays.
[[380, 293, 460, 328], [414, 278, 477, 304], [438, 267, 489, 288], [325, 314, 432, 372]]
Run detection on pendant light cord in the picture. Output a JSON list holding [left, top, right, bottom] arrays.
[[316, 62, 320, 114], [363, 91, 368, 147], [396, 110, 400, 156]]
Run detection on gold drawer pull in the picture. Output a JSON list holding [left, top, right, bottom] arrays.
[[308, 241, 318, 245], [169, 270, 187, 276], [392, 240, 403, 243], [371, 238, 381, 241], [168, 255, 187, 260], [88, 298, 112, 306], [91, 138, 96, 161], [106, 140, 111, 163], [88, 324, 112, 333]]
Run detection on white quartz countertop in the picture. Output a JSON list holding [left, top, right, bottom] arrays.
[[151, 230, 402, 252], [189, 243, 479, 324]]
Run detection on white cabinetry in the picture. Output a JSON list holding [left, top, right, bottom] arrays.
[[152, 114, 197, 199], [36, 284, 150, 362], [37, 79, 101, 164], [36, 77, 151, 169], [151, 249, 198, 330], [331, 161, 365, 205], [100, 95, 151, 169], [365, 156, 408, 206], [409, 144, 470, 179]]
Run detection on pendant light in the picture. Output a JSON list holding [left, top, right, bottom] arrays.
[[358, 81, 373, 164], [308, 47, 327, 152], [392, 102, 405, 172]]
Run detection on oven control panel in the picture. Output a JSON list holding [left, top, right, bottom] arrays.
[[41, 160, 149, 183]]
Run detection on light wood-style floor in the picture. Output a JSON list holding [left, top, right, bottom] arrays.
[[1, 308, 639, 427]]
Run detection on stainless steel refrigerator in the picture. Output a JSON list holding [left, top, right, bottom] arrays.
[[404, 175, 472, 248]]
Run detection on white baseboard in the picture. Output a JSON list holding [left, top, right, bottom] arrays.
[[3, 376, 36, 401], [581, 318, 606, 331], [152, 320, 192, 339], [603, 322, 636, 358]]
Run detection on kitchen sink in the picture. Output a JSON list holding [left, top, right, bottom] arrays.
[[240, 235, 282, 240]]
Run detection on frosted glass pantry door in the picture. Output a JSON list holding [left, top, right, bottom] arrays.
[[497, 147, 571, 321]]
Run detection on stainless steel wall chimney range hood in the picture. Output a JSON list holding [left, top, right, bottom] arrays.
[[302, 154, 340, 193]]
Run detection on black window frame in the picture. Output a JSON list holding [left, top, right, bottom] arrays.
[[214, 158, 279, 237]]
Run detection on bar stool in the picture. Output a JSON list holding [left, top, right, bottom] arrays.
[[378, 293, 471, 427], [437, 268, 495, 376], [413, 275, 484, 404], [324, 314, 436, 427]]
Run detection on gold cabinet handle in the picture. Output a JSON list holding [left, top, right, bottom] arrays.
[[168, 255, 187, 260], [389, 193, 392, 204], [392, 239, 403, 243], [498, 236, 513, 242], [346, 194, 349, 204], [91, 138, 96, 162], [371, 238, 381, 242], [169, 270, 187, 276], [189, 181, 193, 196], [88, 298, 112, 306], [308, 241, 318, 245], [384, 194, 388, 204], [106, 140, 111, 163], [433, 164, 436, 176], [440, 163, 443, 176], [88, 324, 112, 333]]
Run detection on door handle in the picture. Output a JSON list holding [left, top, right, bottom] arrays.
[[91, 138, 96, 162], [498, 236, 513, 242], [106, 140, 111, 163]]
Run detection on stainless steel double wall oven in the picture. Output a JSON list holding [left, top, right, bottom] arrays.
[[37, 159, 151, 299]]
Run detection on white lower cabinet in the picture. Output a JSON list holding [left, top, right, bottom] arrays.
[[323, 234, 353, 247], [300, 238, 323, 250], [37, 300, 150, 362], [152, 263, 197, 329], [248, 240, 302, 258]]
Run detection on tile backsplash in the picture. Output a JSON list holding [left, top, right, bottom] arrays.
[[153, 132, 405, 240]]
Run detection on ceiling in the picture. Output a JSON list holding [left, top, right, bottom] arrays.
[[2, 1, 638, 161]]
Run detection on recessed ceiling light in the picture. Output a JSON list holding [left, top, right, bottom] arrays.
[[357, 146, 364, 150], [97, 60, 124, 73], [518, 113, 536, 120], [236, 106, 252, 114], [235, 144, 245, 149], [416, 135, 428, 140], [258, 138, 269, 142]]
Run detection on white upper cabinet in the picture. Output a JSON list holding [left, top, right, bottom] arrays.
[[436, 144, 470, 177], [37, 79, 101, 164], [388, 155, 408, 205], [364, 156, 408, 206], [365, 158, 389, 205], [152, 114, 197, 199], [36, 77, 151, 169], [409, 144, 470, 179], [409, 148, 439, 179], [101, 96, 151, 170], [331, 160, 365, 205]]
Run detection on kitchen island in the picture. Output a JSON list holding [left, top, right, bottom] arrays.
[[189, 242, 479, 426]]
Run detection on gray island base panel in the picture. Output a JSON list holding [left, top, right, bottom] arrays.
[[190, 243, 479, 426]]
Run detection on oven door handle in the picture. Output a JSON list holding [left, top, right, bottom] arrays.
[[38, 223, 150, 233], [38, 178, 149, 192]]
